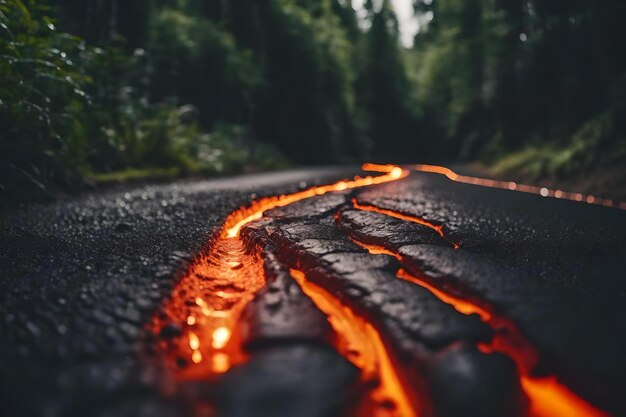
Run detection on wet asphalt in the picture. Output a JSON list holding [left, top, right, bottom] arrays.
[[1, 168, 625, 417], [0, 168, 354, 417]]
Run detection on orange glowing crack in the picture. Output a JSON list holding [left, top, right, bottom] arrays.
[[224, 164, 407, 238], [151, 164, 407, 379], [521, 376, 609, 417], [347, 237, 489, 321], [150, 160, 609, 416], [412, 164, 625, 210], [351, 167, 612, 415], [290, 269, 417, 417], [396, 266, 608, 416], [399, 269, 609, 416], [349, 238, 402, 260], [347, 209, 608, 415], [396, 268, 490, 321], [152, 237, 262, 379], [355, 237, 607, 417], [347, 230, 536, 368], [352, 199, 460, 248]]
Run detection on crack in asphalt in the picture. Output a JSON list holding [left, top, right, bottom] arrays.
[[289, 268, 417, 417], [149, 164, 613, 417], [150, 165, 408, 381], [411, 164, 626, 210], [351, 199, 460, 249], [346, 229, 605, 417]]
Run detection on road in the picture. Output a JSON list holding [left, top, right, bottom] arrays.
[[1, 165, 625, 417]]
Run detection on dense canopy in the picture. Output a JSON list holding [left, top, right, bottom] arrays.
[[1, 0, 625, 200]]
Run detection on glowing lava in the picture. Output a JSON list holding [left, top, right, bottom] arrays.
[[151, 161, 611, 417], [521, 376, 609, 417], [396, 268, 490, 321], [290, 269, 416, 417], [347, 232, 607, 417], [151, 164, 408, 379], [223, 164, 406, 238], [151, 237, 263, 379], [352, 199, 460, 248], [412, 164, 625, 210]]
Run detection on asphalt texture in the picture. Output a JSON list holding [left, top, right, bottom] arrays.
[[1, 168, 625, 417], [0, 168, 354, 417]]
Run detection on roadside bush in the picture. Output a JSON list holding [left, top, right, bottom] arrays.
[[0, 0, 287, 204], [0, 0, 88, 196]]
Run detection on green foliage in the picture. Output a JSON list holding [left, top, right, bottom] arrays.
[[411, 0, 626, 172], [88, 110, 288, 182], [148, 6, 261, 127], [254, 0, 366, 163], [358, 0, 422, 160], [0, 0, 88, 193], [2, 0, 432, 204], [5, 0, 623, 204], [0, 0, 286, 203]]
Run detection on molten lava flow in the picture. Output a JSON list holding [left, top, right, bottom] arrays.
[[348, 230, 607, 417], [349, 238, 402, 260], [412, 164, 625, 210], [348, 238, 490, 328], [521, 376, 610, 417], [396, 268, 490, 321], [352, 199, 460, 248], [151, 164, 407, 379], [151, 237, 263, 379], [224, 164, 407, 238], [151, 161, 609, 416], [290, 269, 416, 417], [398, 269, 607, 417]]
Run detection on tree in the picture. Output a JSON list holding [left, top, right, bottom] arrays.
[[49, 0, 151, 47], [358, 0, 422, 161], [252, 0, 364, 163]]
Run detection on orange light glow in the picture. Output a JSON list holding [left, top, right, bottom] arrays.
[[522, 377, 609, 417], [223, 164, 408, 238], [151, 164, 407, 381], [290, 269, 417, 417], [149, 160, 612, 416], [395, 267, 607, 417], [396, 269, 490, 321], [212, 326, 231, 349], [390, 167, 404, 179], [352, 200, 460, 248], [189, 331, 200, 350], [354, 234, 607, 417], [212, 352, 230, 373], [152, 236, 265, 379], [412, 164, 624, 210], [191, 350, 203, 364], [350, 238, 402, 260], [351, 238, 492, 320]]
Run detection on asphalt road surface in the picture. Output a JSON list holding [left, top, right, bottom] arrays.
[[1, 166, 625, 417]]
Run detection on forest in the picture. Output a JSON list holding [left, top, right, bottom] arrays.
[[1, 0, 625, 201]]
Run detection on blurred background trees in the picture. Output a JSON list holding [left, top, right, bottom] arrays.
[[2, 0, 625, 201], [412, 0, 626, 178]]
